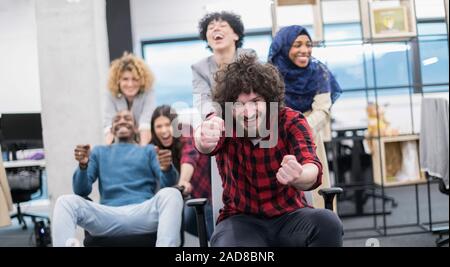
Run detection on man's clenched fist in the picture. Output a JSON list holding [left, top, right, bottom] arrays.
[[276, 155, 303, 185], [194, 115, 224, 153]]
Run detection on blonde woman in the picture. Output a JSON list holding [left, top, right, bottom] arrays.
[[104, 52, 155, 145]]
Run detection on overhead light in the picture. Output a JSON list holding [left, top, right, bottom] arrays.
[[422, 57, 439, 66]]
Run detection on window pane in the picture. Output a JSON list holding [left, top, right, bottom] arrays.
[[371, 43, 410, 88], [322, 0, 360, 24], [418, 22, 448, 35], [366, 88, 415, 134], [422, 85, 450, 93], [331, 90, 368, 129], [415, 0, 446, 19], [243, 33, 272, 62], [143, 40, 211, 108], [419, 39, 449, 84], [277, 4, 314, 26], [324, 23, 362, 41], [314, 44, 367, 90], [204, 0, 272, 30]]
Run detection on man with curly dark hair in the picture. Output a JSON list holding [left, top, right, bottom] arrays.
[[194, 55, 343, 247], [192, 11, 257, 120]]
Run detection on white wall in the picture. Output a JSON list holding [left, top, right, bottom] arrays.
[[0, 0, 41, 114]]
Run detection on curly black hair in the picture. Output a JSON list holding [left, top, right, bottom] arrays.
[[212, 54, 285, 116], [198, 11, 245, 51]]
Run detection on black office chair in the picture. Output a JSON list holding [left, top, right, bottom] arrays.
[[83, 185, 186, 247], [426, 173, 449, 247], [186, 187, 343, 247], [327, 128, 397, 217], [8, 166, 50, 230]]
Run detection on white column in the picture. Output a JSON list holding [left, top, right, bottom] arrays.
[[35, 0, 109, 207]]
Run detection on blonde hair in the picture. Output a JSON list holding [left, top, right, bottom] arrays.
[[107, 52, 154, 97]]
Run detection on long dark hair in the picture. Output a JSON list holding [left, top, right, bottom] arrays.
[[150, 105, 183, 172]]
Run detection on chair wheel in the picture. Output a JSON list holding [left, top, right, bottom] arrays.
[[22, 224, 27, 230]]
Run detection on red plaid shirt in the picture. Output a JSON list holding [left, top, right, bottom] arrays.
[[205, 107, 322, 223], [180, 136, 211, 200]]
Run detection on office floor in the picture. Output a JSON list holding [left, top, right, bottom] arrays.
[[0, 182, 448, 247]]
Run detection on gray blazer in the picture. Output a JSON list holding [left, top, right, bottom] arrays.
[[103, 89, 155, 134], [191, 48, 256, 119]]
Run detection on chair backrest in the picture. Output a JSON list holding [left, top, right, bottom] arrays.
[[210, 156, 314, 225]]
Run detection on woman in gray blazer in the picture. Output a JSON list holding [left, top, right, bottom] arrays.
[[104, 52, 155, 145], [192, 11, 256, 119]]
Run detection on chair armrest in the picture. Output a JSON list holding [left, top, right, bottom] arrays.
[[186, 198, 209, 247], [318, 187, 343, 210], [186, 198, 208, 207], [318, 187, 343, 196]]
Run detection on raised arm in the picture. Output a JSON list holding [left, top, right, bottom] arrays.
[[192, 64, 217, 120], [194, 115, 225, 155], [72, 145, 99, 196], [278, 113, 323, 191], [176, 136, 200, 195], [149, 145, 179, 188]]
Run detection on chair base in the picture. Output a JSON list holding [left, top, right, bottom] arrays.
[[437, 236, 449, 247], [83, 231, 157, 247], [10, 210, 50, 230], [433, 227, 449, 247]]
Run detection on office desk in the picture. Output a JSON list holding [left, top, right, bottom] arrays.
[[3, 160, 46, 169]]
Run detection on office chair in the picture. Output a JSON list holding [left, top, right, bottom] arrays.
[[430, 175, 449, 247], [83, 185, 186, 247], [327, 128, 397, 217], [8, 167, 50, 230], [186, 157, 343, 247]]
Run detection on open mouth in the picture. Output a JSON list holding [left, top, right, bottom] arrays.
[[115, 124, 132, 133], [297, 54, 308, 59], [213, 33, 224, 41], [160, 135, 172, 145]]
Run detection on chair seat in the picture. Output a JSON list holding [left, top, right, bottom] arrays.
[[83, 231, 157, 247]]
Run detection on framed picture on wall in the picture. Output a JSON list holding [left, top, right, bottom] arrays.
[[370, 6, 411, 38]]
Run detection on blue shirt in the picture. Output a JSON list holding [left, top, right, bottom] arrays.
[[72, 143, 179, 206]]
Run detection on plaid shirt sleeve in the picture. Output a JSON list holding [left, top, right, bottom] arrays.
[[286, 111, 323, 191], [180, 136, 199, 169]]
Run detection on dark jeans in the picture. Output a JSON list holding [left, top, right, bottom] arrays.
[[184, 202, 214, 240], [210, 208, 343, 247]]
